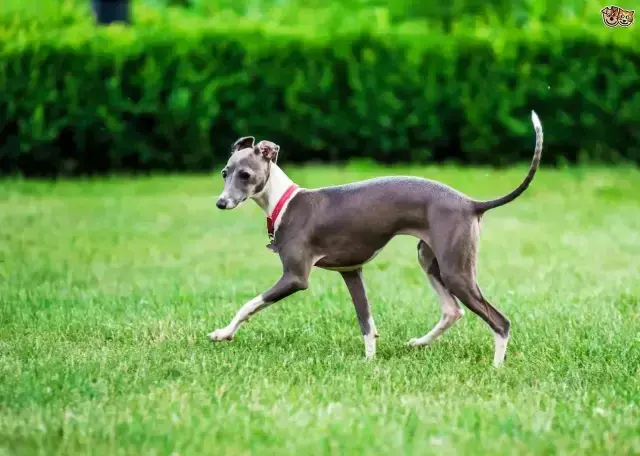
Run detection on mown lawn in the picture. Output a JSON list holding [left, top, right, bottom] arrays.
[[1, 164, 639, 455]]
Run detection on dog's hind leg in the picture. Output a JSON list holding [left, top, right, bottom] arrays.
[[408, 241, 464, 348], [433, 218, 511, 367], [442, 274, 510, 367], [341, 268, 378, 359]]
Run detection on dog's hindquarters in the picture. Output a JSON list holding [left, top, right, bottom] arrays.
[[426, 214, 511, 367]]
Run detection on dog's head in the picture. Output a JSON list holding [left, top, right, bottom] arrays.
[[216, 136, 279, 210]]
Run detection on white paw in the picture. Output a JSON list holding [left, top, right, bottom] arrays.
[[407, 337, 426, 347], [363, 333, 376, 359], [208, 329, 234, 342], [492, 333, 509, 367]]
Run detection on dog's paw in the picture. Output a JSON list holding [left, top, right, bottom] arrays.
[[208, 329, 234, 342], [407, 338, 424, 347]]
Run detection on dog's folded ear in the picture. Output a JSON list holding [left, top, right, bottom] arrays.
[[232, 136, 255, 153], [256, 140, 280, 163]]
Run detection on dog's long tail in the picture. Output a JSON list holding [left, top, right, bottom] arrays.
[[472, 110, 543, 214]]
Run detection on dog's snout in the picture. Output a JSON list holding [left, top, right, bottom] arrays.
[[216, 198, 228, 209]]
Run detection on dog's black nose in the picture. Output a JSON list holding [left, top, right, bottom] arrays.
[[216, 198, 227, 209]]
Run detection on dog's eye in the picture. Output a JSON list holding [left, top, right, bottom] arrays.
[[238, 171, 251, 180], [221, 170, 228, 179]]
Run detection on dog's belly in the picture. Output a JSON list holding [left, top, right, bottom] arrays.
[[314, 244, 386, 272]]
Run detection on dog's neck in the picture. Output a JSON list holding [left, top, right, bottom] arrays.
[[251, 163, 297, 215]]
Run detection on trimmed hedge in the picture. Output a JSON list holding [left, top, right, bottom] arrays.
[[149, 0, 610, 30], [0, 7, 639, 175]]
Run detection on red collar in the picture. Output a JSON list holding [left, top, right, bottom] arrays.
[[266, 184, 299, 240]]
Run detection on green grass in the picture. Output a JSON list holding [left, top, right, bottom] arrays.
[[1, 164, 639, 455]]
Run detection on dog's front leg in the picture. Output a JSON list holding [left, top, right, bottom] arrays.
[[341, 269, 378, 359], [209, 269, 309, 342]]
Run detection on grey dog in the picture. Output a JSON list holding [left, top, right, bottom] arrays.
[[210, 111, 543, 367]]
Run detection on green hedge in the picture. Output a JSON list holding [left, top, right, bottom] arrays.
[[0, 7, 639, 175], [152, 0, 610, 30]]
